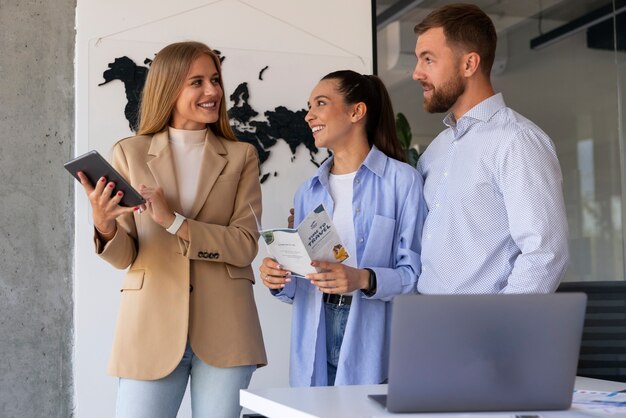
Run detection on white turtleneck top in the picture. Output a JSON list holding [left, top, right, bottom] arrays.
[[168, 127, 207, 217]]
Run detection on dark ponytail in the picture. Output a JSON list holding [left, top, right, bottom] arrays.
[[321, 70, 405, 162]]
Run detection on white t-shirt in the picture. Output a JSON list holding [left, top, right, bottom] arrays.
[[168, 127, 206, 217], [328, 171, 358, 270]]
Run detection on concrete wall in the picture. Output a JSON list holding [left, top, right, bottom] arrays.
[[0, 0, 76, 416]]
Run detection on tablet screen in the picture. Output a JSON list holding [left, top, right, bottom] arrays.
[[64, 150, 145, 207]]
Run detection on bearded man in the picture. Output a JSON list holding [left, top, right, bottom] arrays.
[[413, 4, 569, 294]]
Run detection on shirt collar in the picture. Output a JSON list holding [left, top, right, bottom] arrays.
[[361, 145, 387, 177], [307, 145, 387, 190], [443, 92, 506, 128]]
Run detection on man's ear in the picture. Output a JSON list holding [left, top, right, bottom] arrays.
[[351, 102, 367, 122], [462, 52, 481, 77]]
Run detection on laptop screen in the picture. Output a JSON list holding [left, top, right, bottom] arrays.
[[383, 293, 586, 413]]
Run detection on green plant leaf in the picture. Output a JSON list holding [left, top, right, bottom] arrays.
[[396, 112, 412, 150], [406, 148, 420, 168]]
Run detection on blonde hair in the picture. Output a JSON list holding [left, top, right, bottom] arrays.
[[137, 41, 237, 140]]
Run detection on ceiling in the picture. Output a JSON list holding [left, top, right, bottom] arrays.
[[375, 0, 612, 35], [374, 0, 617, 86], [373, 0, 621, 144]]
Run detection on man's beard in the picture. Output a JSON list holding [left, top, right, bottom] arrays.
[[423, 74, 465, 113]]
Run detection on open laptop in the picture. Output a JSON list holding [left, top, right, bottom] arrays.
[[369, 293, 587, 413]]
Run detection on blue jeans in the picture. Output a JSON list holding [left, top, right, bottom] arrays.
[[115, 342, 256, 418], [324, 302, 350, 386]]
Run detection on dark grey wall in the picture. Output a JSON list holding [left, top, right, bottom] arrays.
[[0, 0, 76, 416]]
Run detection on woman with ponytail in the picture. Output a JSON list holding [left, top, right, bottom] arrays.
[[259, 70, 426, 386]]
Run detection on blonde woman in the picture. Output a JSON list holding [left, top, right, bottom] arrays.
[[78, 41, 266, 417]]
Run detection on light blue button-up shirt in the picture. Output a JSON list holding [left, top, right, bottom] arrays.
[[417, 93, 569, 294], [272, 146, 426, 386]]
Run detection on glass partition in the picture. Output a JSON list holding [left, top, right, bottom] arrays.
[[376, 0, 626, 282]]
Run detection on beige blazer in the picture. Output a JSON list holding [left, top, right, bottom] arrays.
[[95, 130, 267, 380]]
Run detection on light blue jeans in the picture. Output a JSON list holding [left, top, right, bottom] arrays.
[[115, 342, 256, 418], [324, 302, 350, 386]]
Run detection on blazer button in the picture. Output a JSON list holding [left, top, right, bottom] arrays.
[[189, 284, 194, 293]]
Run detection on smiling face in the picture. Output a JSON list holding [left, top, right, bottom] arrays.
[[305, 79, 357, 150], [170, 53, 222, 130], [412, 27, 466, 114]]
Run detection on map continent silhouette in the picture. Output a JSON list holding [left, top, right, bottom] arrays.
[[100, 55, 322, 183]]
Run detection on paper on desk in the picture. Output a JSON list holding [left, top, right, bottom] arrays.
[[573, 389, 626, 415], [369, 413, 594, 418], [368, 414, 522, 418]]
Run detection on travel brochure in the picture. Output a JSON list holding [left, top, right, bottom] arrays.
[[254, 204, 349, 277]]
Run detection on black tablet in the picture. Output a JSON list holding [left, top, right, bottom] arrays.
[[64, 150, 145, 207]]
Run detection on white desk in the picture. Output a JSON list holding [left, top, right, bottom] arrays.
[[241, 376, 626, 418]]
